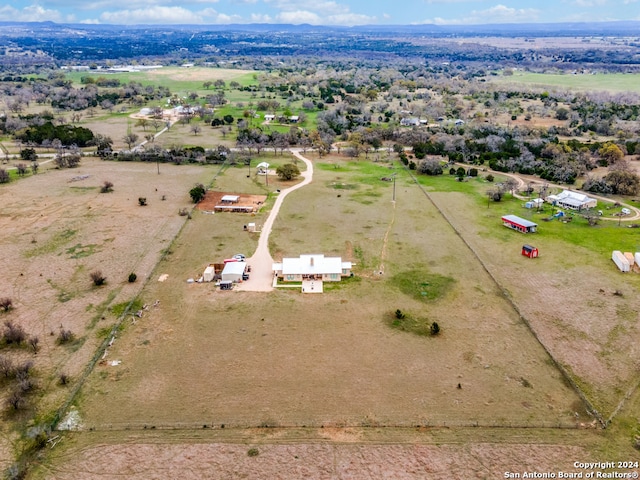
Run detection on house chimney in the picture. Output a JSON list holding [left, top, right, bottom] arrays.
[[310, 257, 314, 267]]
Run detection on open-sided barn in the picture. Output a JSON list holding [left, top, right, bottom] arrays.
[[502, 215, 538, 233]]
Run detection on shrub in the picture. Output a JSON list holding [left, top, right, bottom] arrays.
[[3, 321, 26, 345], [28, 336, 39, 353], [90, 270, 106, 286], [59, 373, 69, 386], [486, 174, 494, 182], [0, 297, 13, 311], [128, 273, 137, 283], [100, 181, 114, 193], [56, 327, 74, 345], [0, 354, 14, 378], [247, 448, 259, 457], [6, 391, 25, 410], [430, 322, 440, 336]]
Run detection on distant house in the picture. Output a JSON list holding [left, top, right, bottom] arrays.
[[273, 254, 352, 282], [546, 190, 596, 210], [289, 115, 300, 123], [264, 114, 275, 122], [400, 117, 421, 127]]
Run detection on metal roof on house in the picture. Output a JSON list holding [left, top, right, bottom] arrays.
[[275, 254, 352, 275]]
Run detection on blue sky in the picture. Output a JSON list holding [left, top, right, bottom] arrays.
[[0, 0, 638, 26]]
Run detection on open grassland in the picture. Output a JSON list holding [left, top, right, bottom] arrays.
[[488, 72, 640, 93], [0, 157, 212, 470], [11, 154, 640, 478], [416, 172, 640, 418], [76, 155, 585, 433], [66, 67, 258, 95]]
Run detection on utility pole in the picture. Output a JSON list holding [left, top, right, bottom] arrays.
[[390, 172, 397, 202], [393, 174, 396, 202]]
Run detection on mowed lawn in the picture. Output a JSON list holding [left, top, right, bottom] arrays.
[[77, 155, 584, 430]]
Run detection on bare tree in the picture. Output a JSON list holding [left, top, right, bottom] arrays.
[[0, 355, 14, 378], [6, 391, 25, 410], [28, 336, 40, 353], [123, 133, 139, 150]]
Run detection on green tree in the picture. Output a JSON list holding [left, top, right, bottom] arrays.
[[598, 143, 624, 166], [604, 170, 640, 195], [556, 107, 570, 120], [20, 148, 37, 161], [189, 183, 206, 203], [276, 163, 301, 181]]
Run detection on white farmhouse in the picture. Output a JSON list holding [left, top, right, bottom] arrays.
[[547, 190, 597, 210], [273, 254, 352, 291]]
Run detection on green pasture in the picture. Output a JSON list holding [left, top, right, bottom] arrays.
[[489, 72, 640, 93], [416, 171, 640, 256], [66, 67, 259, 94]]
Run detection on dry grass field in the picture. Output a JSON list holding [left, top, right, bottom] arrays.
[[4, 154, 640, 478], [0, 157, 211, 472]]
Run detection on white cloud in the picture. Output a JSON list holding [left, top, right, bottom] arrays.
[[276, 10, 322, 23], [266, 0, 374, 24], [266, 0, 349, 15], [572, 0, 608, 7], [421, 4, 540, 24], [100, 5, 221, 23], [0, 4, 73, 22], [250, 13, 274, 22], [327, 13, 376, 25]]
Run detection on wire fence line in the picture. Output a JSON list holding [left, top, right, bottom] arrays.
[[50, 161, 232, 433], [403, 166, 606, 429], [68, 418, 585, 433]]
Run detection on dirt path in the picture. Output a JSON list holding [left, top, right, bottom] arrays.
[[235, 150, 314, 292]]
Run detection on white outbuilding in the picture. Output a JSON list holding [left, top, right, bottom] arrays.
[[203, 265, 216, 282], [221, 261, 246, 282], [256, 162, 270, 174]]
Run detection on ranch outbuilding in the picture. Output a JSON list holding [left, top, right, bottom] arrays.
[[502, 215, 538, 233]]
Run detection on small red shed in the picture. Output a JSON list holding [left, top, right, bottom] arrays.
[[522, 244, 539, 258]]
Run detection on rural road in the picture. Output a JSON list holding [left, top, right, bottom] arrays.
[[235, 150, 314, 292]]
